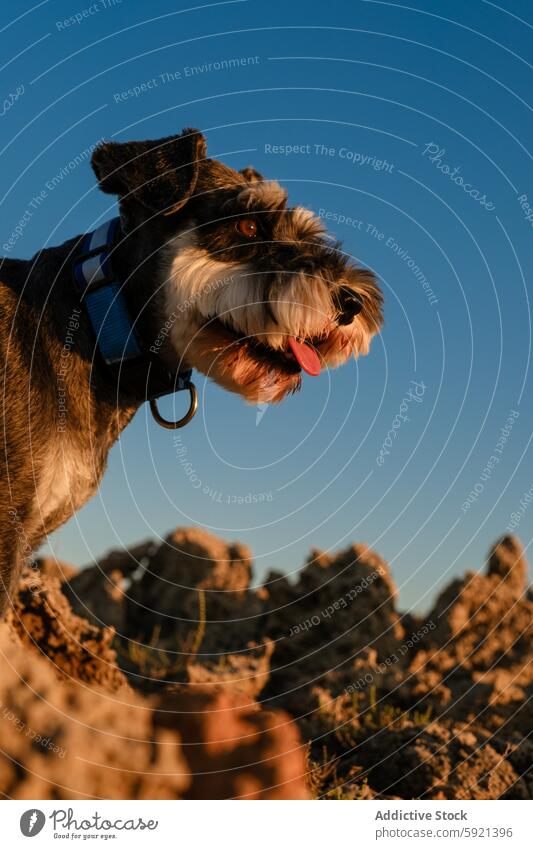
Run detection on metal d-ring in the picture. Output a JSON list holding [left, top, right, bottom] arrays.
[[149, 381, 198, 429]]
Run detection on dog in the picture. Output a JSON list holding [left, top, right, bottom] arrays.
[[0, 127, 383, 614]]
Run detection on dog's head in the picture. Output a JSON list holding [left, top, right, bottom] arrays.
[[92, 128, 383, 403]]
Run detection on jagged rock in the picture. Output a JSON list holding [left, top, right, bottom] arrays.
[[65, 528, 265, 693], [63, 538, 161, 631], [407, 535, 532, 733], [187, 638, 274, 698], [261, 543, 404, 710], [9, 574, 126, 691], [355, 722, 528, 799], [153, 687, 309, 799], [487, 535, 528, 591], [426, 534, 530, 665], [0, 622, 307, 799], [32, 557, 78, 582], [0, 620, 188, 799], [2, 529, 530, 800]]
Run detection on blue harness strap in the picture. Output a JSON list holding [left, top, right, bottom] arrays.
[[73, 217, 192, 400]]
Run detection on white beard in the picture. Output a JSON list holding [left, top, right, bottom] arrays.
[[161, 230, 340, 353]]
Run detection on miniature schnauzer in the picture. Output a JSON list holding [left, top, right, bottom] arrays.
[[0, 127, 383, 614]]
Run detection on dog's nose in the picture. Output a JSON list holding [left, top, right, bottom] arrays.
[[335, 286, 364, 325]]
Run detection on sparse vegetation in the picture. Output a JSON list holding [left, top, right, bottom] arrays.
[[2, 528, 531, 799]]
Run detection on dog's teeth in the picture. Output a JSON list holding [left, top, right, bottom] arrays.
[[288, 337, 321, 376]]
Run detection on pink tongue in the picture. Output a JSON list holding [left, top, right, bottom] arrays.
[[288, 337, 321, 376]]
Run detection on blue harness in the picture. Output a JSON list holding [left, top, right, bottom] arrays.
[[73, 217, 197, 428]]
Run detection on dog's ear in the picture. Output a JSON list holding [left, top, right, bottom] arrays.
[[91, 128, 207, 213], [240, 166, 264, 183]]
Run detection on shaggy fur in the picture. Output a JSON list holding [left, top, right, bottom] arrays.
[[0, 127, 383, 614]]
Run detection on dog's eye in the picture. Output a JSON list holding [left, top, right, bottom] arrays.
[[236, 218, 257, 239]]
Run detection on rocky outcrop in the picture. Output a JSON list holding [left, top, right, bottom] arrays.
[[0, 529, 530, 800], [0, 584, 308, 799], [261, 542, 404, 712], [10, 573, 126, 691]]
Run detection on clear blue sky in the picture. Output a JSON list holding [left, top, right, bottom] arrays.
[[1, 0, 531, 611]]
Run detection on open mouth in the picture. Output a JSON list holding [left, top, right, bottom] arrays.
[[204, 317, 323, 376]]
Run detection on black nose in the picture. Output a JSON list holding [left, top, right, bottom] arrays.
[[335, 286, 364, 325]]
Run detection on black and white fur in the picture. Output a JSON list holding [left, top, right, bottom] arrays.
[[0, 128, 383, 614]]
